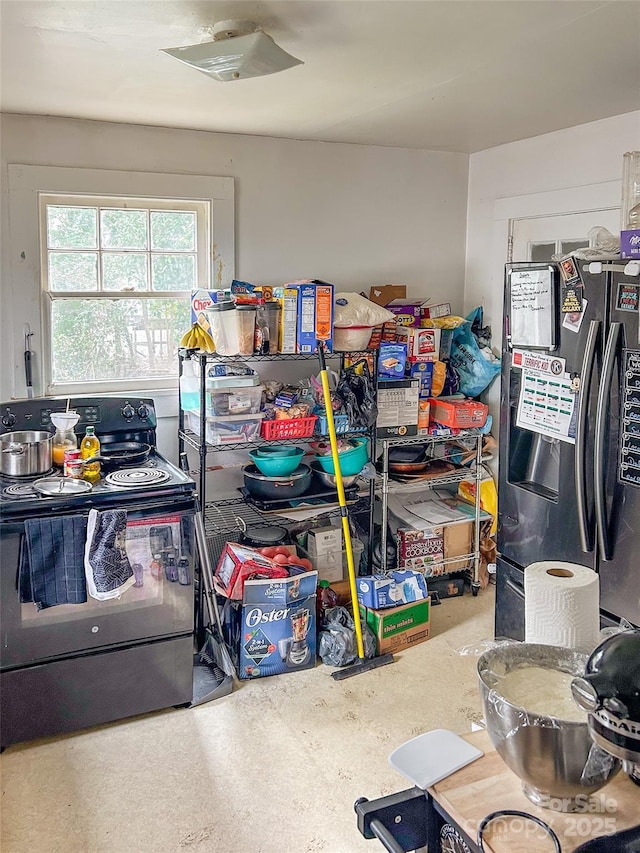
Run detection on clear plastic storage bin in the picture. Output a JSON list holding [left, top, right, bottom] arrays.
[[206, 385, 264, 417], [187, 411, 265, 445]]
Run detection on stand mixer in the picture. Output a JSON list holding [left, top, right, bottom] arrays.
[[572, 630, 640, 785]]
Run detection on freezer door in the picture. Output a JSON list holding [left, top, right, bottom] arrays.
[[594, 273, 640, 626], [498, 265, 604, 570]]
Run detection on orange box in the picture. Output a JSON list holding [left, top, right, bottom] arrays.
[[428, 398, 488, 429], [418, 400, 430, 434]]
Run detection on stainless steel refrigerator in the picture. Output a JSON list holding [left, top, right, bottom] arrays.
[[496, 260, 640, 639]]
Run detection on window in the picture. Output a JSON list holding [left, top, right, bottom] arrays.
[[6, 165, 234, 404], [40, 194, 209, 394]]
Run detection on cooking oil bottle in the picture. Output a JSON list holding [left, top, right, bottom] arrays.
[[80, 426, 101, 483]]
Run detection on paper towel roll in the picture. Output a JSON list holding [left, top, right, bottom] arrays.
[[524, 561, 600, 653]]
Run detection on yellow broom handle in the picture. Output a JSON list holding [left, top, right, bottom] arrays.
[[319, 363, 366, 660]]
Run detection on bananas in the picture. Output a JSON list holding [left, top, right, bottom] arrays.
[[180, 323, 216, 353]]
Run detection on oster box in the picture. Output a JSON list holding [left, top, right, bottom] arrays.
[[237, 571, 318, 679]]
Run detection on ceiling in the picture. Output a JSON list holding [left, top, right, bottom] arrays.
[[1, 0, 639, 154]]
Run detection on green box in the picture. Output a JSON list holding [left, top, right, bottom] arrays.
[[359, 598, 431, 655]]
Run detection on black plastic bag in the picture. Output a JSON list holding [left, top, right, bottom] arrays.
[[318, 605, 377, 666], [336, 360, 377, 429]]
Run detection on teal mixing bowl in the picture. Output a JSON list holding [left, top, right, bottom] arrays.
[[249, 447, 305, 476], [254, 445, 299, 458], [313, 439, 368, 476]]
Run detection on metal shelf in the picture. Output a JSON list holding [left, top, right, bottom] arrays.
[[378, 430, 482, 446], [203, 494, 370, 538], [180, 427, 368, 454], [380, 468, 475, 490], [180, 348, 373, 362]]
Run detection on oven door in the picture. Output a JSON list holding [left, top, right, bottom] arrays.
[[1, 495, 196, 669]]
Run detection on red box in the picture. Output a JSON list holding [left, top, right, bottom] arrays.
[[396, 326, 441, 359], [397, 527, 444, 562], [428, 398, 489, 429], [214, 543, 289, 600]]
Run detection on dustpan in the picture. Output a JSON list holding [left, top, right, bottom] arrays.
[[190, 505, 236, 706]]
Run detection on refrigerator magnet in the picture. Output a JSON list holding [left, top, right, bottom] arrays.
[[616, 283, 639, 312], [561, 285, 583, 314], [562, 298, 587, 333], [559, 256, 583, 289]]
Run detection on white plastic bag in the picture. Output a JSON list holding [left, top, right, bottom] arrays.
[[333, 292, 395, 328]]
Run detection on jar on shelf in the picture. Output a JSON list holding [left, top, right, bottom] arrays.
[[50, 411, 80, 467]]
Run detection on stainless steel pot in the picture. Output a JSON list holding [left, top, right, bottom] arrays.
[[0, 431, 53, 477]]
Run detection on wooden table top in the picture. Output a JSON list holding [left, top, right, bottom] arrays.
[[428, 730, 640, 852]]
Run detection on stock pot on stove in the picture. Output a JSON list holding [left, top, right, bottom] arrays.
[[0, 431, 53, 477]]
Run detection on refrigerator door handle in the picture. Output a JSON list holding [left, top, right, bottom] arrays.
[[594, 322, 621, 562], [575, 320, 600, 552]]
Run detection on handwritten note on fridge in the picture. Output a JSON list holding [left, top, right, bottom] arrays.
[[509, 267, 555, 349]]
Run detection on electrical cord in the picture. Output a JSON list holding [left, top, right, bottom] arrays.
[[477, 810, 562, 853]]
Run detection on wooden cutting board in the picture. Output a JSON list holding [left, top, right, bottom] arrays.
[[429, 730, 640, 853]]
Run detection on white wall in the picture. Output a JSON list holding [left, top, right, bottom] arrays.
[[0, 114, 469, 459], [464, 110, 640, 434]]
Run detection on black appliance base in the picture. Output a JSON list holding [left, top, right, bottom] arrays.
[[1, 635, 193, 749]]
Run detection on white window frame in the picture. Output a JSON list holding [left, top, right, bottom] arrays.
[[6, 165, 234, 401]]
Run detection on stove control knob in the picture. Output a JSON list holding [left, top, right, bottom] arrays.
[[137, 404, 149, 420], [2, 413, 16, 428], [122, 404, 135, 420]]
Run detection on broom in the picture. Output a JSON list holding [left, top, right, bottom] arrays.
[[317, 343, 395, 680]]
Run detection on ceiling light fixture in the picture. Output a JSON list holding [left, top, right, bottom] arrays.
[[162, 20, 303, 82]]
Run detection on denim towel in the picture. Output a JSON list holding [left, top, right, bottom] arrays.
[[19, 515, 88, 609], [84, 509, 135, 600]]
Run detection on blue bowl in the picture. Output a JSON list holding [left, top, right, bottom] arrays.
[[254, 445, 299, 458], [249, 447, 305, 476], [313, 439, 369, 476]]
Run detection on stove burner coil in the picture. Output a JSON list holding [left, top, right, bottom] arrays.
[[104, 467, 171, 488]]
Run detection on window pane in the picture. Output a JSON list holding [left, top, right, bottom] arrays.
[[561, 240, 588, 255], [48, 252, 98, 291], [100, 209, 148, 249], [103, 253, 148, 291], [151, 211, 196, 251], [151, 254, 195, 291], [530, 242, 556, 262], [47, 206, 97, 249], [50, 298, 190, 384]]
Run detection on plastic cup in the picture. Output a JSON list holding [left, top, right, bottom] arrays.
[[206, 301, 239, 355], [265, 302, 281, 353], [236, 305, 257, 356]]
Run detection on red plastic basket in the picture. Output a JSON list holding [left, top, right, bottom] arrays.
[[260, 415, 318, 441]]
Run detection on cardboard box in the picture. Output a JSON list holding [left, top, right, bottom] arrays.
[[214, 543, 289, 600], [307, 525, 343, 556], [356, 570, 428, 610], [376, 379, 419, 438], [378, 343, 407, 379], [385, 299, 425, 327], [237, 571, 318, 679], [296, 282, 334, 353], [360, 598, 431, 655], [428, 397, 489, 429], [418, 399, 430, 435], [369, 284, 407, 307], [621, 229, 640, 259], [407, 360, 434, 397], [191, 289, 225, 336], [280, 287, 299, 353], [444, 520, 473, 572], [396, 326, 441, 359], [421, 302, 452, 319]]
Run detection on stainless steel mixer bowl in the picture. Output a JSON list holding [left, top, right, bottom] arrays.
[[477, 643, 620, 811]]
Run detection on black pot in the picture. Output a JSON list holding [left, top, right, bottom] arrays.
[[243, 463, 311, 501], [240, 525, 290, 548], [86, 441, 152, 472]]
